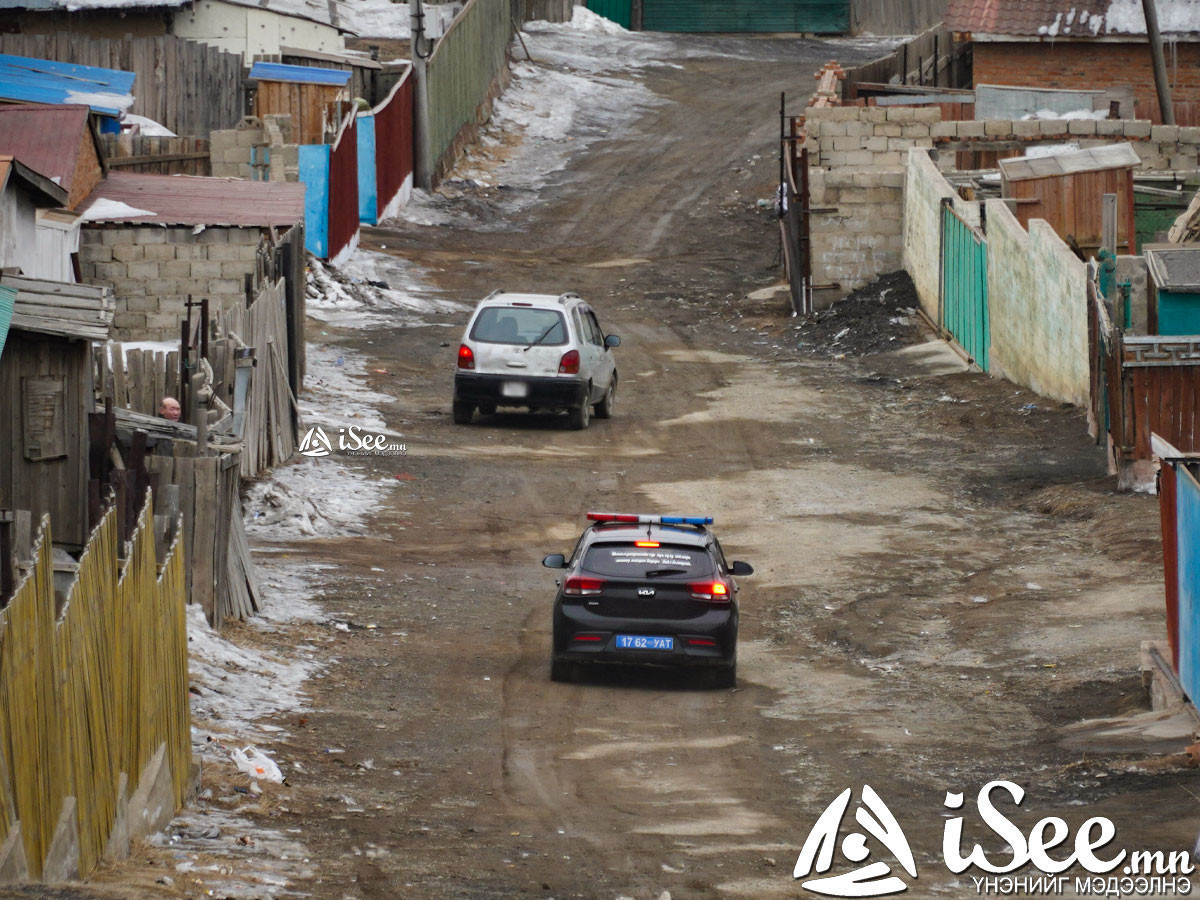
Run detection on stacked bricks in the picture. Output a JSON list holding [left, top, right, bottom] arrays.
[[805, 105, 939, 169], [807, 169, 906, 293], [973, 41, 1200, 128], [78, 226, 264, 340], [210, 115, 301, 182]]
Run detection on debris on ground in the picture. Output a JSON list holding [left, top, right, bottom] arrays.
[[794, 271, 924, 357]]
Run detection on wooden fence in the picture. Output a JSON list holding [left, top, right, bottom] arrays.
[[0, 32, 245, 138], [1090, 284, 1200, 489], [424, 0, 513, 185], [0, 499, 189, 880], [841, 25, 968, 103], [98, 135, 211, 176]]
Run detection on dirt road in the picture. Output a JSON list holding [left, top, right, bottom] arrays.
[[61, 23, 1200, 900]]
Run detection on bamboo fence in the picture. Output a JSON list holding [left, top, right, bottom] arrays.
[[0, 497, 188, 879]]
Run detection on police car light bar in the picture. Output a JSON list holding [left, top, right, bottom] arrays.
[[586, 512, 714, 525]]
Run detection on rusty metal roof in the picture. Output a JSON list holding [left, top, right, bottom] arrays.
[[0, 104, 98, 194], [80, 172, 306, 227], [0, 154, 69, 206], [946, 0, 1200, 37], [998, 142, 1140, 181]]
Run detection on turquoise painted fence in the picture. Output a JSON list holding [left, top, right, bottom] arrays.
[[941, 205, 990, 371], [357, 113, 378, 225], [298, 143, 330, 258], [1176, 465, 1200, 703], [587, 0, 632, 28]]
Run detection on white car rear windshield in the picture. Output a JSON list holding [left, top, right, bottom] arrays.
[[471, 307, 567, 346], [583, 544, 713, 578]]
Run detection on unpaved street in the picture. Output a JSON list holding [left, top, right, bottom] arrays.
[[55, 21, 1200, 900]]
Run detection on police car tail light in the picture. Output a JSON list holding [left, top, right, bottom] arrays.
[[559, 349, 580, 374], [457, 344, 475, 369], [564, 576, 604, 596], [689, 581, 729, 602]]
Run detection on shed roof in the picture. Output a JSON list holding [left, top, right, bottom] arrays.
[[1146, 247, 1200, 292], [0, 0, 348, 30], [0, 52, 134, 118], [945, 0, 1200, 38], [248, 60, 351, 86], [0, 155, 69, 206], [998, 142, 1140, 181], [0, 104, 104, 196], [1, 273, 113, 342], [80, 172, 306, 227]]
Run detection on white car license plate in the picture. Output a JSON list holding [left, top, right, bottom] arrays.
[[501, 381, 528, 398], [615, 635, 674, 651]]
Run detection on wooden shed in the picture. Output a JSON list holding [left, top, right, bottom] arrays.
[[1146, 246, 1200, 336], [0, 275, 114, 550], [250, 60, 351, 146], [1000, 143, 1139, 259]]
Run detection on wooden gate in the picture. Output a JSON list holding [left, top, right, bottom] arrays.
[[940, 204, 989, 370]]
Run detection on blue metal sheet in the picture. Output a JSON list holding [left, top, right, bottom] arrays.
[[249, 61, 351, 86], [1176, 466, 1200, 703], [0, 285, 15, 363], [356, 112, 378, 225], [0, 52, 134, 117], [299, 143, 330, 258]]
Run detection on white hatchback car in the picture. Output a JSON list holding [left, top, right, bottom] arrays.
[[453, 291, 620, 429]]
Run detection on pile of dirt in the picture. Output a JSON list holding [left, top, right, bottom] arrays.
[[795, 271, 925, 358]]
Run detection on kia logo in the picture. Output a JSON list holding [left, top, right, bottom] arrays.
[[638, 587, 655, 597]]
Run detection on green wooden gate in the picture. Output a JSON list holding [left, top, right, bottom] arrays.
[[641, 0, 847, 33], [587, 0, 633, 28], [941, 205, 990, 371]]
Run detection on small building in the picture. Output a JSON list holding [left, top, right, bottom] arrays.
[[946, 0, 1200, 125], [0, 154, 70, 277], [0, 52, 134, 133], [0, 104, 106, 212], [0, 0, 354, 59], [77, 172, 306, 340], [999, 143, 1139, 258], [250, 61, 352, 146], [1146, 246, 1200, 335], [0, 274, 114, 550]]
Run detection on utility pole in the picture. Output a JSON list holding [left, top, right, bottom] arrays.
[[1141, 0, 1176, 125], [411, 0, 434, 190]]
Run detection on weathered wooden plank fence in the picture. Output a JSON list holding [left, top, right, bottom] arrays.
[[0, 32, 245, 138], [0, 499, 189, 881], [98, 136, 212, 176]]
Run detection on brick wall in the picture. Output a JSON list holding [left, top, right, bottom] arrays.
[[210, 115, 300, 182], [973, 41, 1200, 127], [79, 225, 263, 341]]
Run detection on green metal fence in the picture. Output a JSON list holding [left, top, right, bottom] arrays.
[[941, 204, 990, 371], [586, 0, 632, 28], [641, 0, 847, 33], [425, 0, 513, 180]]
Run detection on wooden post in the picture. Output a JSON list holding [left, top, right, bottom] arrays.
[[1142, 0, 1175, 125], [0, 511, 14, 605]]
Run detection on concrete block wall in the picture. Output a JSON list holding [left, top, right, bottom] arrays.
[[984, 199, 1090, 407], [78, 226, 263, 340], [210, 115, 300, 182], [809, 169, 906, 294], [902, 149, 982, 322]]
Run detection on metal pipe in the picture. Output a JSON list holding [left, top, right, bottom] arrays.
[[1142, 0, 1176, 125]]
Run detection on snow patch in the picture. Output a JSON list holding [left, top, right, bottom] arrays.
[[244, 459, 396, 540], [339, 0, 412, 37], [122, 113, 176, 136], [80, 199, 156, 221]]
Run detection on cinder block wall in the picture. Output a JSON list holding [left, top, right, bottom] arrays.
[[78, 225, 263, 341], [973, 41, 1200, 127], [210, 115, 300, 182], [805, 105, 1200, 295]]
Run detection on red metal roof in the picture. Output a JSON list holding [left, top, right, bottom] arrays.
[[945, 0, 1200, 37], [0, 103, 93, 192], [81, 172, 306, 227]]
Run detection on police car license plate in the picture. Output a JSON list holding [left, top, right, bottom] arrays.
[[615, 635, 673, 651], [501, 381, 528, 398]]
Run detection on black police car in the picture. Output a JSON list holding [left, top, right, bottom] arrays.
[[543, 513, 753, 687]]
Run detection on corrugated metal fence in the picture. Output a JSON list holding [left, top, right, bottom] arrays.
[[299, 107, 360, 262], [941, 204, 990, 371], [1156, 449, 1200, 703], [425, 0, 514, 183], [0, 32, 245, 138], [358, 68, 415, 225], [0, 499, 189, 879]]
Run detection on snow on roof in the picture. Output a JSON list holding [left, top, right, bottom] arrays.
[[999, 142, 1141, 181], [946, 0, 1200, 37], [0, 0, 350, 29]]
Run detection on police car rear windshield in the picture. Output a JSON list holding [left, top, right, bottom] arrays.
[[583, 544, 714, 578], [471, 307, 567, 345]]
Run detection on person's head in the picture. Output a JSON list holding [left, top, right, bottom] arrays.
[[159, 396, 181, 421]]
